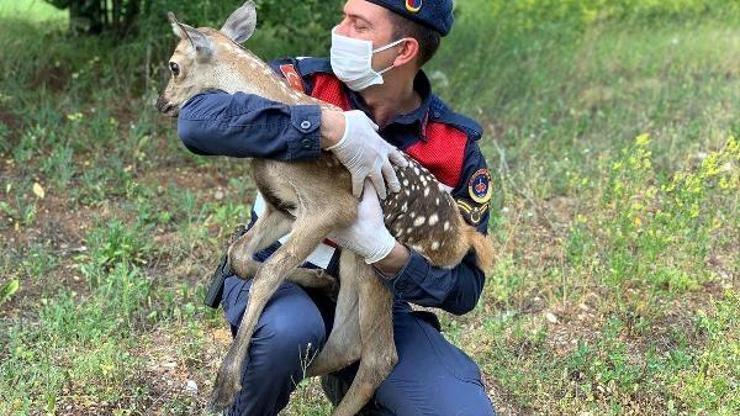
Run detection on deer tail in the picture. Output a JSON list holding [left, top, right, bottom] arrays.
[[465, 225, 495, 272]]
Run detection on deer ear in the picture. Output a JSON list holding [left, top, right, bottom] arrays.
[[167, 12, 213, 62], [168, 12, 185, 38], [221, 0, 257, 44]]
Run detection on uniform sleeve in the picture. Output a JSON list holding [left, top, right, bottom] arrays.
[[176, 56, 324, 161], [177, 91, 321, 160], [380, 142, 491, 315]]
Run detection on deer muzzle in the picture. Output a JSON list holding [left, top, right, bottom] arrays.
[[154, 95, 177, 116]]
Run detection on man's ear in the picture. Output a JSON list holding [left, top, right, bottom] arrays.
[[394, 38, 420, 68], [168, 12, 213, 62], [221, 0, 257, 44]]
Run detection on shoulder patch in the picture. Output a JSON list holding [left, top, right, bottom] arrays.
[[279, 64, 305, 93], [455, 198, 490, 226], [468, 168, 492, 204]]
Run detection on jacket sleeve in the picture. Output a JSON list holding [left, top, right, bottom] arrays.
[[380, 143, 491, 315], [177, 90, 322, 161], [176, 56, 324, 161]]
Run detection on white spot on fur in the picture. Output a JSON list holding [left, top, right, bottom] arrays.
[[431, 241, 440, 250], [429, 214, 439, 225], [435, 197, 440, 205], [410, 211, 416, 218], [402, 202, 408, 211], [403, 179, 409, 186], [423, 187, 430, 197], [443, 221, 450, 231], [413, 216, 426, 226]]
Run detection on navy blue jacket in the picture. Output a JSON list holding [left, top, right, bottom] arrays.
[[178, 57, 491, 315]]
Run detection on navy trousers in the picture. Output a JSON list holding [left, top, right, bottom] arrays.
[[221, 275, 496, 416]]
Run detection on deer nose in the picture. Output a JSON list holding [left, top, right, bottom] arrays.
[[154, 96, 173, 114]]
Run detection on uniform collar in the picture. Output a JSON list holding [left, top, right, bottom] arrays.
[[345, 69, 433, 142]]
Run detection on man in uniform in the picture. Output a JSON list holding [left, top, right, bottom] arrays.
[[177, 1, 496, 414]]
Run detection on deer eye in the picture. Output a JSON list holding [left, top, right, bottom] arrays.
[[169, 61, 180, 76]]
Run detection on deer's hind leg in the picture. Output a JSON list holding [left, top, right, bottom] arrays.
[[306, 250, 362, 377], [209, 211, 342, 412], [332, 259, 397, 416]]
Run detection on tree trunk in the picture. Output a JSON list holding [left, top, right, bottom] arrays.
[[68, 0, 103, 35], [63, 0, 139, 37]]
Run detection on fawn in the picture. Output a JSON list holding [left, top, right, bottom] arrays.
[[155, 2, 494, 415]]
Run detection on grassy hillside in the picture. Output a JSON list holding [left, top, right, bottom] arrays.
[[1, 0, 737, 414]]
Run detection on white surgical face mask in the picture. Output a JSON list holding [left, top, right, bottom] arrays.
[[330, 26, 406, 91]]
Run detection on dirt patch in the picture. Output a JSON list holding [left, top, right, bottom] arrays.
[[0, 192, 99, 316], [0, 106, 21, 131], [128, 326, 229, 414], [482, 373, 532, 415], [138, 164, 254, 195], [31, 64, 69, 93]]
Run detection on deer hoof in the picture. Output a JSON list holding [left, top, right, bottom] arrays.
[[208, 369, 242, 412]]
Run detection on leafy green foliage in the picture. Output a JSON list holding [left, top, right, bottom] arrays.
[[1, 0, 738, 414], [568, 134, 738, 294]]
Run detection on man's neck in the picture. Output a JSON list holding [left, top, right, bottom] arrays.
[[360, 70, 421, 128]]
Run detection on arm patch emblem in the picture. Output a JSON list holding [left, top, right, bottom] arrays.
[[279, 64, 306, 93], [468, 168, 492, 204], [456, 198, 489, 225]]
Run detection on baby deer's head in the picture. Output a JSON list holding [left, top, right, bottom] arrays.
[[155, 1, 259, 116]]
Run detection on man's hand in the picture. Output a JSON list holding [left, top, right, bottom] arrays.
[[329, 183, 400, 265], [321, 109, 408, 199]]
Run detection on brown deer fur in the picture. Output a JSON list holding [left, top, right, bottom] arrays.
[[156, 2, 494, 415]]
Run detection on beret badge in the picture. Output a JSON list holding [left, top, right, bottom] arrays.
[[405, 0, 423, 14]]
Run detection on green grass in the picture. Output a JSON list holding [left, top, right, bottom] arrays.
[[1, 0, 738, 414], [0, 0, 66, 23]]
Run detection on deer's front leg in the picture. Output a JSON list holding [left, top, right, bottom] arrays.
[[227, 206, 293, 278], [227, 206, 337, 294], [209, 214, 336, 412]]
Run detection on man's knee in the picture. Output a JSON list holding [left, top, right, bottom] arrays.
[[425, 382, 495, 416], [227, 282, 326, 377], [370, 308, 496, 415], [249, 308, 326, 371], [374, 379, 495, 416]]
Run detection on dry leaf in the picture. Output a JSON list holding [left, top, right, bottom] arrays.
[[32, 182, 45, 199]]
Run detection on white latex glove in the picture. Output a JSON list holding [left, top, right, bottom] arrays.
[[329, 182, 396, 264], [326, 110, 409, 199]]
